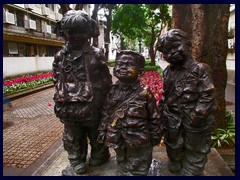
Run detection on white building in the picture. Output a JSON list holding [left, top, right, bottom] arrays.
[[226, 4, 235, 83], [3, 4, 91, 78]]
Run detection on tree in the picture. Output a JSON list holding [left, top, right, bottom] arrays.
[[91, 4, 101, 47], [97, 4, 118, 61], [59, 4, 71, 14], [172, 4, 230, 129], [112, 4, 171, 65]]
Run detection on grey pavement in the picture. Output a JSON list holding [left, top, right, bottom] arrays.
[[3, 66, 235, 176]]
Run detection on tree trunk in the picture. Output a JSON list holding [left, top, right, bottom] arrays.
[[59, 4, 71, 15], [75, 4, 84, 10], [104, 4, 113, 61], [149, 27, 156, 66], [91, 4, 101, 47], [172, 4, 230, 129]]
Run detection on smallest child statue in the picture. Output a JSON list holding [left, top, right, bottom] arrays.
[[98, 50, 162, 176]]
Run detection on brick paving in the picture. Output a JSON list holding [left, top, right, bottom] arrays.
[[3, 88, 64, 170], [3, 67, 117, 175]]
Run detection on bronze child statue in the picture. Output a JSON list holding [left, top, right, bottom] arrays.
[[156, 29, 216, 176], [98, 50, 162, 176], [52, 10, 112, 175]]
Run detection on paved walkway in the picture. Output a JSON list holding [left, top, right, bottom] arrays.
[[3, 88, 64, 176], [3, 66, 235, 176]]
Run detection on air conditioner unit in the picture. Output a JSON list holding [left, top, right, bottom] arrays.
[[25, 19, 36, 30], [25, 4, 35, 10], [55, 13, 62, 21], [45, 24, 52, 34], [42, 7, 50, 16], [3, 12, 15, 25]]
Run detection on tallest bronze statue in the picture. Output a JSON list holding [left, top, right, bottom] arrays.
[[52, 10, 112, 175]]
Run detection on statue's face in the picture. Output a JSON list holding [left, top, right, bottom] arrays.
[[114, 54, 139, 83], [64, 28, 89, 48], [161, 39, 189, 66]]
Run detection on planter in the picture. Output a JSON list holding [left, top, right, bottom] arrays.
[[217, 148, 235, 173], [6, 82, 54, 99]]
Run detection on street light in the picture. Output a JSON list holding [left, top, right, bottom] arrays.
[[138, 35, 142, 54]]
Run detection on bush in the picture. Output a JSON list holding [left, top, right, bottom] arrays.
[[144, 65, 163, 76], [106, 60, 116, 67], [211, 110, 235, 149], [3, 72, 53, 95]]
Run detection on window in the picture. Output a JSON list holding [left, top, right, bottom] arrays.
[[38, 45, 47, 56], [8, 42, 18, 55], [16, 10, 24, 27], [48, 46, 59, 56], [3, 41, 9, 57], [45, 4, 54, 11], [31, 15, 41, 32], [49, 22, 56, 34], [18, 43, 26, 57], [26, 43, 36, 56]]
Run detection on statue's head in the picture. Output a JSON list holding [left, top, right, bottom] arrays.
[[114, 50, 145, 84], [156, 29, 192, 66], [55, 10, 99, 42]]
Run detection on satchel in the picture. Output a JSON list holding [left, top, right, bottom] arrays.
[[54, 81, 93, 102], [53, 53, 94, 120]]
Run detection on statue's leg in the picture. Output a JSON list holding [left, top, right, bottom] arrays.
[[115, 148, 127, 173], [181, 130, 212, 176], [125, 146, 153, 176], [88, 125, 110, 166], [164, 126, 184, 173], [62, 122, 88, 175]]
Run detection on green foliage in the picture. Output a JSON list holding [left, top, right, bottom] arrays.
[[211, 110, 235, 148], [112, 4, 171, 62], [144, 65, 163, 76], [106, 60, 116, 67], [112, 4, 171, 44], [3, 72, 53, 95], [112, 4, 146, 39]]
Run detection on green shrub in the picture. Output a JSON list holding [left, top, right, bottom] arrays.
[[107, 60, 116, 67], [144, 65, 163, 76], [211, 110, 235, 148]]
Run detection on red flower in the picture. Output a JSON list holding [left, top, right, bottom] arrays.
[[140, 71, 164, 104]]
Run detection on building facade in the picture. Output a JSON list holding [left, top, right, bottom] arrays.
[[226, 4, 235, 83], [3, 4, 91, 78]]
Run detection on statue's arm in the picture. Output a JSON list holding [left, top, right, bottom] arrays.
[[146, 88, 163, 146], [190, 63, 216, 126], [52, 51, 62, 85]]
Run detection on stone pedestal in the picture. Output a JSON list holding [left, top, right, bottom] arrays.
[[40, 146, 234, 176]]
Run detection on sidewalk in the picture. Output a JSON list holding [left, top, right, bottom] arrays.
[[3, 66, 235, 176], [3, 88, 64, 176]]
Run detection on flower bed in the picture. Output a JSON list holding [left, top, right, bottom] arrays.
[[140, 71, 164, 103], [3, 72, 53, 95]]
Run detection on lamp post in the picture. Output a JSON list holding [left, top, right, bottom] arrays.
[[138, 35, 142, 54]]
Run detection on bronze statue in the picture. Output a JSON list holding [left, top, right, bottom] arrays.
[[156, 29, 216, 176], [98, 50, 162, 176], [52, 10, 112, 175]]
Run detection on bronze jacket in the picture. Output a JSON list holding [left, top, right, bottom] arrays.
[[98, 80, 162, 149], [160, 58, 216, 132], [52, 42, 112, 124]]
